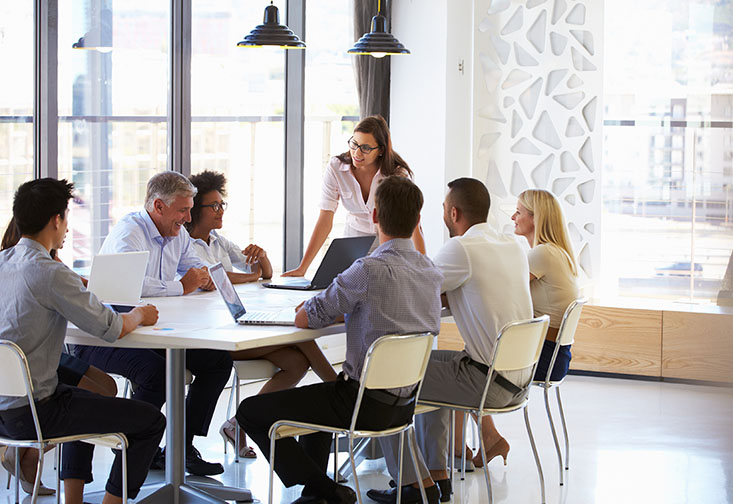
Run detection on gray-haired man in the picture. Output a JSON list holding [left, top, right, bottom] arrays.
[[72, 171, 233, 476]]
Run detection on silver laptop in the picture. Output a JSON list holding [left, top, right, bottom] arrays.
[[87, 251, 149, 308], [209, 262, 295, 326]]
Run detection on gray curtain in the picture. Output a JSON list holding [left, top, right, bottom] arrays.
[[353, 0, 391, 122]]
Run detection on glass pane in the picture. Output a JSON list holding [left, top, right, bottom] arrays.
[[303, 0, 359, 275], [58, 0, 169, 268], [191, 2, 286, 274], [602, 0, 733, 303], [0, 4, 34, 237]]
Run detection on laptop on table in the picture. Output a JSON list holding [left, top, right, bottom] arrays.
[[263, 235, 375, 291], [209, 262, 296, 326], [87, 251, 149, 312]]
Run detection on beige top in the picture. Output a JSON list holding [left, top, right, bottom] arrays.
[[528, 244, 579, 328]]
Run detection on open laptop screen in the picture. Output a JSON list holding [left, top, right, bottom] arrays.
[[209, 263, 247, 322]]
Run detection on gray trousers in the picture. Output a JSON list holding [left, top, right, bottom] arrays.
[[379, 350, 532, 485]]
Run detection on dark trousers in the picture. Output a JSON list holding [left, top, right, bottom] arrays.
[[0, 384, 165, 498], [237, 378, 414, 489], [534, 340, 572, 382], [73, 346, 232, 446]]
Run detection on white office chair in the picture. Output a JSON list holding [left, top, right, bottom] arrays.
[[224, 359, 279, 462], [0, 340, 129, 504], [531, 298, 587, 486], [417, 315, 550, 504], [267, 332, 435, 504]]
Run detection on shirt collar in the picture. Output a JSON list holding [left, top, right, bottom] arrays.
[[140, 210, 171, 244], [17, 237, 51, 256], [463, 222, 492, 237], [372, 237, 414, 255]]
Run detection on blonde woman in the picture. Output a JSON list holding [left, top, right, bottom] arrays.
[[512, 188, 579, 382], [456, 189, 579, 470]]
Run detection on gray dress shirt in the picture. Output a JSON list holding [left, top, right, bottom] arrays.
[[0, 238, 122, 410], [304, 238, 443, 393]]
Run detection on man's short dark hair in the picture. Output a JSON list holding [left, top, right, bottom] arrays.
[[375, 176, 423, 238], [446, 177, 490, 225], [13, 178, 74, 235], [188, 170, 227, 230]]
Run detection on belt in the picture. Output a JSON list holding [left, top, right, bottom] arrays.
[[465, 359, 523, 396], [341, 374, 415, 407]]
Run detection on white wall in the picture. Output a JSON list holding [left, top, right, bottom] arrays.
[[391, 0, 474, 256]]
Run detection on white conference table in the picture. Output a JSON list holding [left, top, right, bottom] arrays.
[[66, 281, 344, 504]]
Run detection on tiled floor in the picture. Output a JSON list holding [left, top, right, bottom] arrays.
[[1, 373, 731, 503]]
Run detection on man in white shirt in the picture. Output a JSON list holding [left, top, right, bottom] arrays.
[[370, 178, 533, 504]]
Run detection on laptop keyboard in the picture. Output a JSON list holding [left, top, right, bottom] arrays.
[[241, 311, 280, 322]]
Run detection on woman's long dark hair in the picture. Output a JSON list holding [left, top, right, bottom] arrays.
[[337, 115, 412, 178], [1, 217, 20, 251]]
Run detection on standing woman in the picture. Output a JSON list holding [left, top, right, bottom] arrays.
[[283, 115, 425, 277]]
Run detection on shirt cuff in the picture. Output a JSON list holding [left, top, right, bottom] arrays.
[[100, 313, 124, 343], [168, 280, 185, 296]]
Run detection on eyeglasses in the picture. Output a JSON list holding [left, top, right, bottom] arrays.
[[200, 201, 228, 213], [348, 137, 379, 154]]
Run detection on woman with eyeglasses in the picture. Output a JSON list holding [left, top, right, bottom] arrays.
[[283, 115, 426, 277], [187, 171, 337, 459]]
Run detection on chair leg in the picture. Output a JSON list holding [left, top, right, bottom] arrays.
[[268, 432, 277, 504], [332, 434, 339, 482], [460, 413, 469, 480], [556, 387, 570, 471], [543, 387, 564, 486], [234, 368, 241, 463], [32, 446, 45, 504], [524, 406, 546, 504], [55, 445, 61, 504], [121, 442, 128, 504], [406, 427, 428, 504], [449, 410, 455, 495], [14, 447, 20, 504], [396, 431, 404, 504], [349, 436, 363, 504], [475, 414, 493, 504]]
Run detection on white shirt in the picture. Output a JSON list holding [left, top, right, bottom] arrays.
[[528, 244, 579, 328], [190, 230, 252, 274], [433, 222, 533, 365], [319, 157, 386, 235]]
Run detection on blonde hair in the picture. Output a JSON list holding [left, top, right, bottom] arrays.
[[518, 189, 578, 276]]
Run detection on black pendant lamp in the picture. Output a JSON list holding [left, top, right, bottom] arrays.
[[348, 0, 410, 58], [237, 1, 305, 49], [72, 8, 113, 53]]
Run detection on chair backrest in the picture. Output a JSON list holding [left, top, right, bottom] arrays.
[[0, 340, 35, 398], [360, 332, 434, 390], [556, 298, 587, 347], [350, 332, 434, 432], [492, 315, 550, 372]]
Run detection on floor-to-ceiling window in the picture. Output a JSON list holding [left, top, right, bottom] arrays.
[[602, 0, 733, 303], [57, 0, 169, 268], [191, 1, 286, 272], [0, 4, 34, 237], [302, 0, 359, 275]]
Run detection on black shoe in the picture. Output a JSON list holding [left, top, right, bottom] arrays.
[[329, 484, 357, 504], [367, 484, 439, 504], [301, 483, 356, 504], [435, 479, 451, 502], [149, 447, 165, 470], [185, 446, 224, 476]]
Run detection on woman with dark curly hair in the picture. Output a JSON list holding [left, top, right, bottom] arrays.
[[188, 170, 337, 459]]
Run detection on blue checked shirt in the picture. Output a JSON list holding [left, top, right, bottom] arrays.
[[304, 238, 443, 392]]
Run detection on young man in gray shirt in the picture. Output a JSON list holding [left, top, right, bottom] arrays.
[[0, 178, 164, 504]]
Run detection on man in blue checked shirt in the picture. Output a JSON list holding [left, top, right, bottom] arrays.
[[238, 176, 443, 504]]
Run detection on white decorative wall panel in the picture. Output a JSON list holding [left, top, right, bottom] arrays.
[[472, 0, 603, 284]]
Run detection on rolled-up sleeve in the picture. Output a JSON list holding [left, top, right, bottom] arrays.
[[318, 158, 341, 212], [47, 266, 123, 343], [221, 235, 253, 273], [304, 259, 368, 328]]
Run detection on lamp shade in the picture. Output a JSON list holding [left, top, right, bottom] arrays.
[[348, 14, 410, 57], [237, 3, 305, 49]]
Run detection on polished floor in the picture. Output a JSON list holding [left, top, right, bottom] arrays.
[[1, 373, 731, 503]]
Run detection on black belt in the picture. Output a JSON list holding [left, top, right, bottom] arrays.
[[466, 359, 523, 396], [341, 374, 415, 407]]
